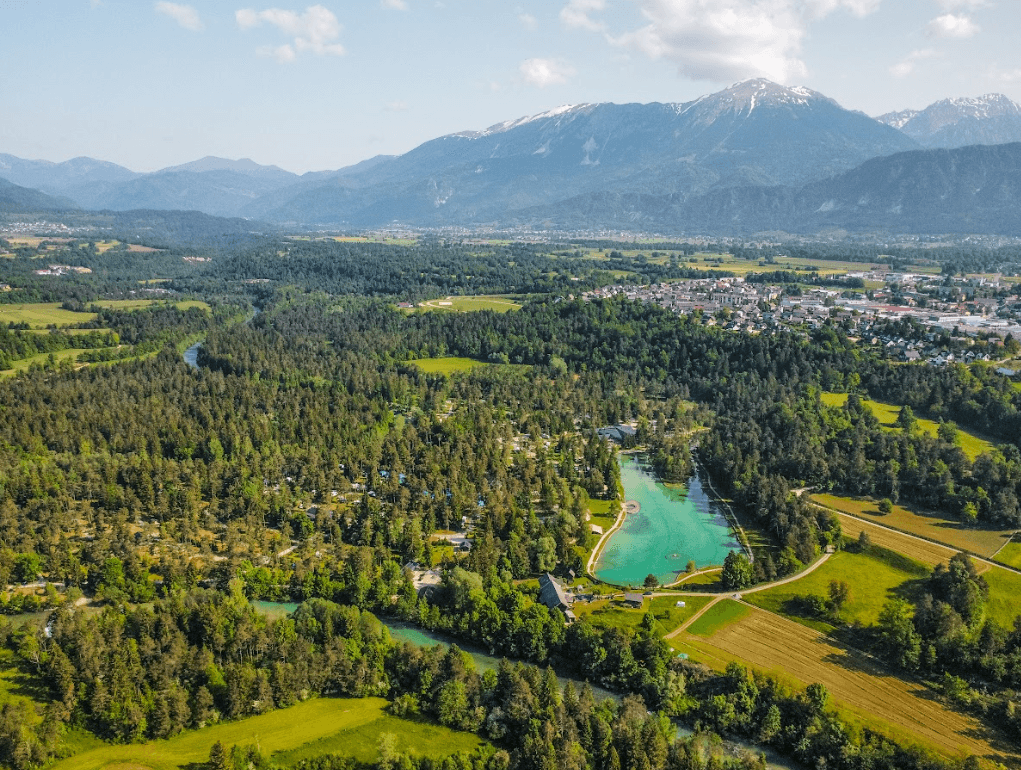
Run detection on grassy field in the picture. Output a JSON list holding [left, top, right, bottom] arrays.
[[745, 547, 928, 630], [686, 599, 751, 636], [820, 506, 1021, 628], [50, 697, 482, 770], [417, 296, 521, 313], [820, 392, 995, 460], [408, 357, 490, 375], [673, 605, 1015, 763], [993, 540, 1021, 569], [0, 302, 97, 328], [813, 493, 1013, 558], [982, 568, 1021, 628], [0, 348, 89, 377], [272, 713, 483, 767], [574, 595, 714, 634]]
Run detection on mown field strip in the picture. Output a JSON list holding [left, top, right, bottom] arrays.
[[828, 510, 959, 568], [684, 606, 1016, 764]]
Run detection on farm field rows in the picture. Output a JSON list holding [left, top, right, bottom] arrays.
[[674, 603, 1016, 764], [828, 510, 964, 567], [820, 392, 996, 460], [813, 493, 1013, 558], [49, 697, 483, 770]]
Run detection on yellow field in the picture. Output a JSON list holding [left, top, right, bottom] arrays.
[[813, 494, 1013, 558], [674, 605, 1015, 763], [821, 393, 995, 460], [825, 509, 962, 568]]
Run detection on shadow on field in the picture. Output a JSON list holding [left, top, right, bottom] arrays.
[[819, 638, 1021, 764]]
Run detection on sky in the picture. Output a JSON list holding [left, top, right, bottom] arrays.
[[1, 0, 1020, 174]]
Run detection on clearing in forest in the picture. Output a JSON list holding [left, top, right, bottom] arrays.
[[417, 296, 522, 313], [674, 604, 1016, 764], [408, 357, 491, 375], [820, 392, 995, 460], [49, 697, 484, 770]]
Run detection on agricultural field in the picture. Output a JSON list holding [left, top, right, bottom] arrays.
[[813, 493, 1013, 558], [826, 509, 961, 568], [673, 604, 1015, 764], [820, 392, 996, 460], [0, 302, 97, 328], [50, 697, 483, 770], [408, 357, 491, 375], [817, 506, 1021, 628], [573, 595, 714, 634], [745, 547, 928, 630], [417, 295, 522, 313]]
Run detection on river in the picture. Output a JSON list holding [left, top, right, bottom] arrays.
[[250, 601, 796, 768], [594, 454, 741, 587], [183, 306, 259, 371]]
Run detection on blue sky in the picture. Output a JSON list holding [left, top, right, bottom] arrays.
[[1, 0, 1019, 173]]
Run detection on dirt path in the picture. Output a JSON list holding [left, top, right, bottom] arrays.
[[585, 504, 628, 576]]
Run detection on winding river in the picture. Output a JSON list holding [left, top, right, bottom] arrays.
[[594, 454, 741, 587]]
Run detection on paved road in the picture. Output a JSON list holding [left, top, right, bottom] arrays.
[[662, 551, 833, 638]]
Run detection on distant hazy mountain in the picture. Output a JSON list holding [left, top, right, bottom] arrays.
[[250, 78, 917, 226], [519, 143, 1021, 235], [0, 154, 138, 194], [0, 177, 77, 212], [878, 94, 1021, 148]]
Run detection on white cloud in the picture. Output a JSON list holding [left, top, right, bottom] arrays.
[[560, 0, 605, 32], [519, 12, 538, 30], [803, 0, 879, 19], [571, 0, 881, 84], [236, 5, 345, 60], [610, 1, 808, 83], [890, 48, 938, 77], [381, 0, 408, 10], [936, 0, 986, 9], [384, 101, 409, 111], [155, 2, 204, 31], [926, 13, 979, 38], [520, 58, 576, 87]]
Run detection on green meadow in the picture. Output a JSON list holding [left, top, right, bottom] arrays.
[[745, 547, 929, 631], [50, 697, 483, 770]]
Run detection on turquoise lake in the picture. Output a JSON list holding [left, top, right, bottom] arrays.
[[594, 454, 740, 587]]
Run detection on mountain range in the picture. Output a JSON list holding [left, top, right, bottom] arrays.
[[4, 80, 1021, 236]]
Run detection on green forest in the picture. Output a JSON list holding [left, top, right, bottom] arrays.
[[1, 236, 1021, 770]]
